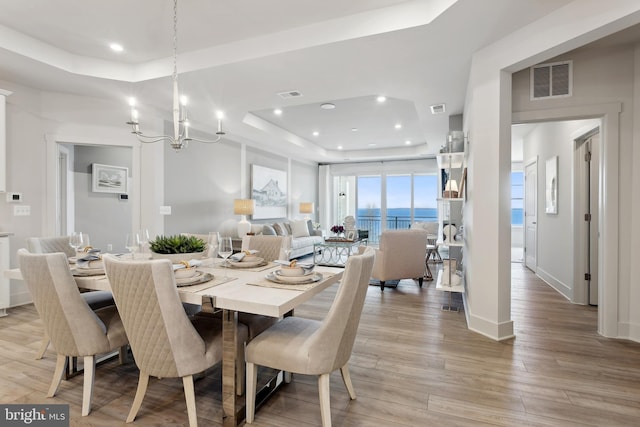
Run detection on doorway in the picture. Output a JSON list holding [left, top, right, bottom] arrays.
[[574, 128, 600, 306]]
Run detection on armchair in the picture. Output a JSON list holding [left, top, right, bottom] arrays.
[[371, 229, 429, 291]]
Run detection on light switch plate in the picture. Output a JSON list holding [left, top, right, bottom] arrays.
[[13, 205, 30, 216], [159, 206, 172, 215]]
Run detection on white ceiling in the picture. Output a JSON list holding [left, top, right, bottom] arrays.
[[0, 0, 576, 163]]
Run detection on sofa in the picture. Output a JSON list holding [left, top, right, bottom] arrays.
[[220, 219, 323, 260], [260, 220, 323, 259]]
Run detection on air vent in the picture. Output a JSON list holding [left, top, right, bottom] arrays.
[[277, 90, 303, 99], [531, 61, 572, 99], [430, 103, 446, 114]]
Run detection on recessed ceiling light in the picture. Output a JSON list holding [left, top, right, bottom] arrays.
[[109, 43, 124, 52], [405, 140, 412, 145], [337, 145, 343, 150], [274, 108, 282, 115], [376, 96, 386, 103], [368, 143, 377, 147], [351, 128, 358, 132], [320, 103, 336, 110], [394, 123, 402, 129], [312, 131, 319, 136]]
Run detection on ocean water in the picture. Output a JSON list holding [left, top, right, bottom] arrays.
[[356, 207, 524, 225]]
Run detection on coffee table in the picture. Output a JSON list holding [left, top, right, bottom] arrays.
[[313, 238, 367, 267]]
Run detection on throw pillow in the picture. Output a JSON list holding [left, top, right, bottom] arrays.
[[306, 219, 314, 236], [263, 224, 276, 235], [291, 219, 310, 238], [284, 222, 293, 234], [273, 223, 288, 236]]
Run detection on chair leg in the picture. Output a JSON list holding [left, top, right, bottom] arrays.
[[36, 332, 49, 360], [339, 365, 356, 400], [318, 373, 332, 427], [118, 345, 128, 364], [418, 277, 424, 288], [284, 371, 293, 383], [82, 355, 96, 416], [47, 354, 67, 398], [182, 375, 198, 427], [246, 362, 257, 423], [380, 280, 385, 291], [126, 371, 150, 423]]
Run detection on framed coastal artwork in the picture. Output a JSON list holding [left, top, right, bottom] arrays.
[[545, 156, 558, 214], [251, 164, 287, 219], [92, 163, 128, 193]]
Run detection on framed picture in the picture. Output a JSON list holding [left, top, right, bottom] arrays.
[[545, 156, 558, 214], [92, 163, 128, 193], [251, 164, 287, 219], [346, 230, 356, 241]]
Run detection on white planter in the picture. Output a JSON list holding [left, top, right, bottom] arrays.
[[150, 251, 205, 263]]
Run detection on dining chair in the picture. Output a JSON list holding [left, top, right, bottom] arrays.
[[103, 255, 248, 426], [370, 229, 429, 291], [17, 249, 129, 416], [240, 235, 292, 339], [26, 236, 116, 359], [245, 246, 375, 427]]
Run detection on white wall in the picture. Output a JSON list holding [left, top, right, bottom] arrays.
[[463, 0, 640, 341]]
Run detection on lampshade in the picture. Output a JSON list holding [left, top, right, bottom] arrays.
[[234, 199, 255, 237], [234, 199, 255, 215], [443, 180, 458, 198], [299, 202, 314, 214]]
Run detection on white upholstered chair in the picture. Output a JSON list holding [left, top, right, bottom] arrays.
[[410, 221, 442, 262], [104, 255, 248, 426], [370, 229, 429, 291], [18, 249, 129, 416], [26, 236, 116, 359], [245, 246, 375, 427]]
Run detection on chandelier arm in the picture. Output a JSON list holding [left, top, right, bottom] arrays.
[[187, 135, 224, 144], [134, 134, 176, 144]]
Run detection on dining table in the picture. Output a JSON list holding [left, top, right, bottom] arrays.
[[4, 256, 344, 426]]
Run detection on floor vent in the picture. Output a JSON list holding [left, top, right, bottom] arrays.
[[531, 61, 572, 100], [277, 90, 303, 99]]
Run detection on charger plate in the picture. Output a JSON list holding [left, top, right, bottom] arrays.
[[266, 272, 323, 285], [176, 272, 214, 287], [227, 258, 266, 268]]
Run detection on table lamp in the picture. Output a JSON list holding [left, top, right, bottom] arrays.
[[299, 202, 314, 220], [234, 199, 255, 237], [443, 179, 458, 198]]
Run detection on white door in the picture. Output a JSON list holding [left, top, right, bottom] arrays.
[[524, 160, 537, 272]]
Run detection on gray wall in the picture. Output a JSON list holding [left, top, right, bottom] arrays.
[[74, 144, 132, 252]]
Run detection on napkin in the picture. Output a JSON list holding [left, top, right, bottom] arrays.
[[230, 250, 259, 262], [76, 249, 103, 269], [172, 259, 203, 271], [274, 260, 315, 272]]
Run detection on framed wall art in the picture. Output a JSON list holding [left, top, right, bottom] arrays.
[[92, 163, 128, 193], [545, 156, 558, 214], [251, 164, 287, 219]]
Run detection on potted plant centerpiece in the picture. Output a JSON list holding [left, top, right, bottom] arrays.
[[148, 234, 207, 262]]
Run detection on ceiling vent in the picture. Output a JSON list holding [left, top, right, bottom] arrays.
[[277, 90, 303, 99], [430, 103, 446, 114], [531, 61, 572, 100]]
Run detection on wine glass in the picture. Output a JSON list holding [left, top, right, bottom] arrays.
[[69, 232, 85, 256], [218, 236, 233, 278], [207, 232, 220, 260], [125, 233, 140, 259], [138, 228, 150, 258]]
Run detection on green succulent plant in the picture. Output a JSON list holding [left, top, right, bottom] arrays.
[[148, 235, 206, 254]]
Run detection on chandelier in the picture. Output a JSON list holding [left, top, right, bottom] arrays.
[[126, 0, 225, 151]]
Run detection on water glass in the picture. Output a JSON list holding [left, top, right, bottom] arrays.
[[218, 236, 233, 278], [125, 233, 140, 259], [207, 232, 220, 259]]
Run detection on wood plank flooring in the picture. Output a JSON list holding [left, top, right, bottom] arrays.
[[1, 263, 640, 426]]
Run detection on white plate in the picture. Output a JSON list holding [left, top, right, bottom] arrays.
[[227, 257, 266, 268], [266, 272, 323, 284], [175, 271, 214, 286], [275, 269, 314, 278]]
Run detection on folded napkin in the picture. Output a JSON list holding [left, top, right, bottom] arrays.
[[172, 259, 203, 271], [230, 250, 259, 262], [76, 250, 103, 269], [274, 260, 314, 269]]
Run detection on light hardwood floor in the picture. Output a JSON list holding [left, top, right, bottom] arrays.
[[1, 263, 640, 426]]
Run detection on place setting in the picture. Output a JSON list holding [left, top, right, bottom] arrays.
[[71, 248, 107, 277], [220, 249, 274, 271], [249, 260, 333, 290]]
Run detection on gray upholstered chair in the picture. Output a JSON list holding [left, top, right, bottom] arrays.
[[371, 229, 429, 291], [17, 249, 129, 416], [103, 255, 248, 426], [245, 246, 375, 427], [26, 236, 115, 359]]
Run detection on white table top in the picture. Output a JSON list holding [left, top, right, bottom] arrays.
[[5, 261, 344, 317]]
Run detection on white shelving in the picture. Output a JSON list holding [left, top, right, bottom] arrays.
[[435, 270, 465, 293]]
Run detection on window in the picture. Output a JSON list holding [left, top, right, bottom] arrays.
[[511, 171, 524, 225]]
